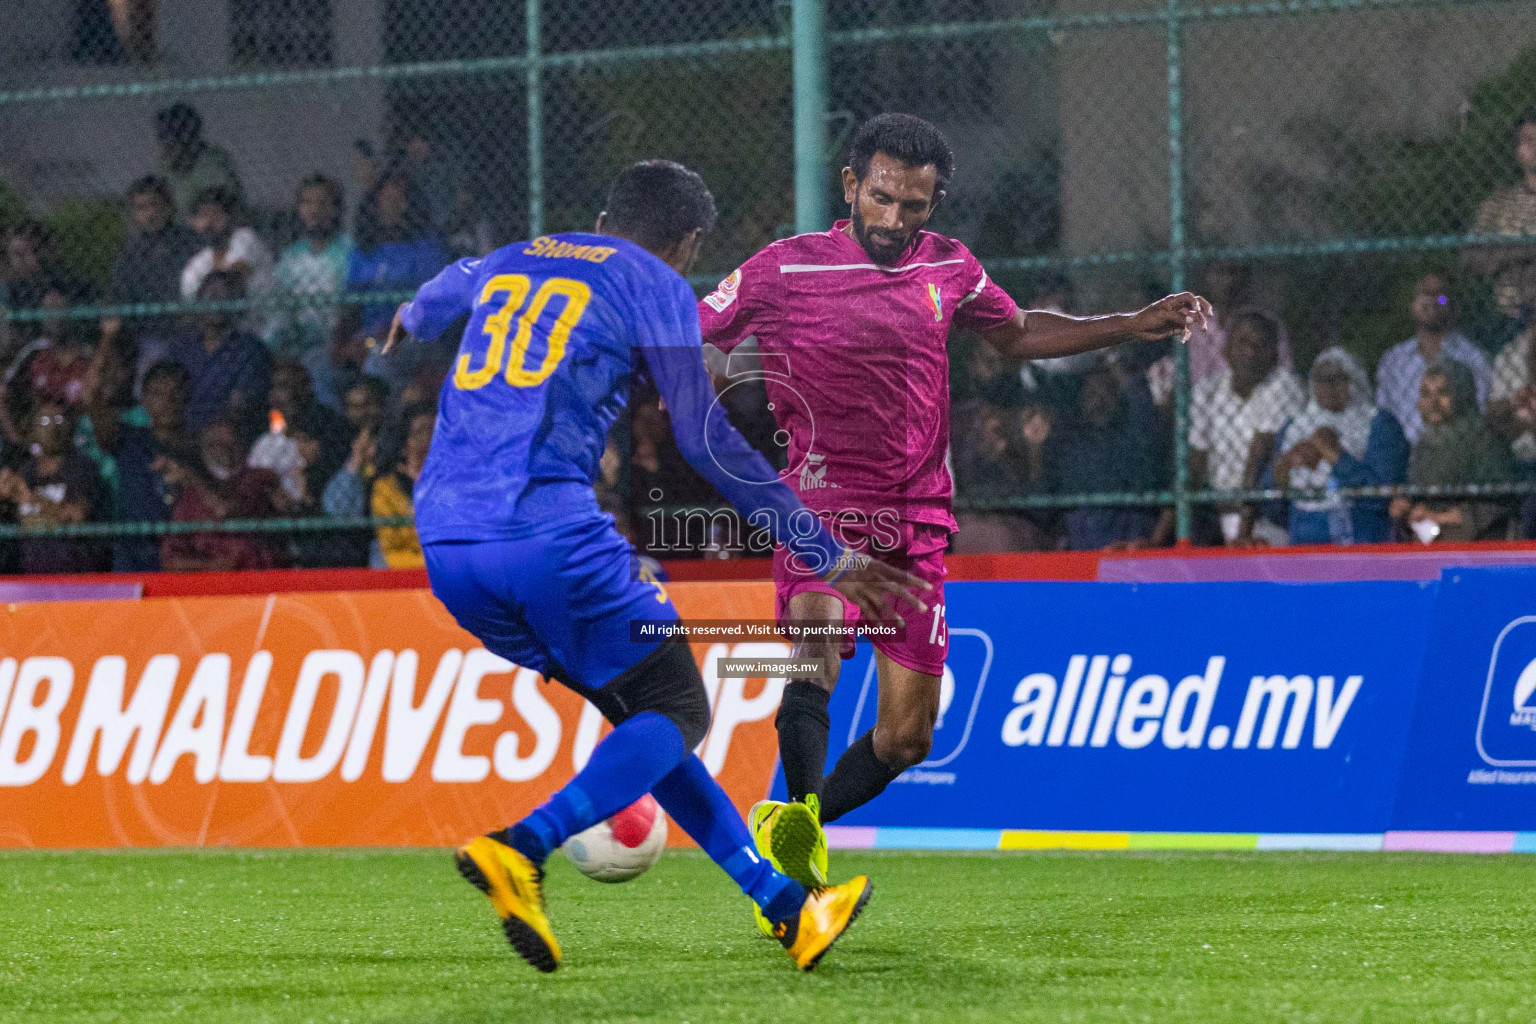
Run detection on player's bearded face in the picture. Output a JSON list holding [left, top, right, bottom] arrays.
[[850, 201, 918, 265], [846, 155, 940, 265]]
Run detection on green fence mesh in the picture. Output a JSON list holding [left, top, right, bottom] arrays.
[[1, 0, 1535, 568]]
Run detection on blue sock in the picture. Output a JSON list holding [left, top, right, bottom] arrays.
[[507, 711, 687, 866], [652, 754, 807, 924]]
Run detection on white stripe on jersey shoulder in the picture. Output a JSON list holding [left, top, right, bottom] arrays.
[[778, 258, 966, 275], [956, 268, 989, 307]]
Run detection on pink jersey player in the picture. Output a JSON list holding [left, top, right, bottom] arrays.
[[700, 220, 1013, 676], [705, 116, 1209, 893], [701, 221, 1018, 535]]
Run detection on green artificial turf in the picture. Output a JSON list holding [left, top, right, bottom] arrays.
[[2, 848, 1532, 1023]]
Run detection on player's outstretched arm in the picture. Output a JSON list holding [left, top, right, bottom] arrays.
[[379, 303, 410, 355], [375, 257, 483, 354], [983, 292, 1214, 361]]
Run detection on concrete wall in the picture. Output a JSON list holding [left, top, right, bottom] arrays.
[[0, 0, 385, 214], [1057, 1, 1536, 302]]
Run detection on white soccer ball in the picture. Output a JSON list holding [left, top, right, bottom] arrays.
[[562, 793, 668, 883]]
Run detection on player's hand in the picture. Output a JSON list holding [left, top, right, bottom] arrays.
[[1131, 292, 1214, 344], [821, 549, 931, 629], [377, 304, 410, 356]]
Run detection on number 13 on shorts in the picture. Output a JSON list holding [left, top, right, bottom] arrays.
[[927, 602, 947, 646]]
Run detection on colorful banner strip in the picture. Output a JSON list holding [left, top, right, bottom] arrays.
[[826, 827, 1536, 854]]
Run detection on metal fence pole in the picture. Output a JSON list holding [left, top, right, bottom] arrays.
[[792, 0, 830, 233], [526, 0, 544, 238], [1166, 0, 1192, 543]]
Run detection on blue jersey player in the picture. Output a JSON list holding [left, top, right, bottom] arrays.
[[380, 161, 929, 972]]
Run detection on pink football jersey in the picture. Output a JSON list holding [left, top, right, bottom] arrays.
[[699, 221, 1017, 530]]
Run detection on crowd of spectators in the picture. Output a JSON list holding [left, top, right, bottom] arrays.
[[937, 107, 1536, 553], [0, 103, 478, 573], [950, 262, 1536, 552], [2, 104, 1536, 570]]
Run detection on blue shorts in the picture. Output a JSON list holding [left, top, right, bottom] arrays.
[[423, 514, 675, 688]]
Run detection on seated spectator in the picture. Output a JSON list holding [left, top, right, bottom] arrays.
[[959, 332, 1025, 408], [348, 170, 449, 343], [342, 375, 389, 441], [1147, 263, 1293, 405], [301, 304, 369, 413], [74, 336, 144, 502], [1486, 327, 1536, 537], [156, 103, 242, 221], [283, 408, 355, 568], [1464, 106, 1536, 338], [953, 401, 1033, 497], [1189, 308, 1305, 545], [3, 221, 84, 310], [19, 290, 94, 414], [1392, 361, 1515, 542], [627, 394, 715, 555], [318, 379, 391, 568], [950, 400, 1055, 553], [104, 175, 199, 372], [0, 401, 108, 573], [180, 187, 273, 335], [248, 361, 349, 506], [321, 408, 382, 568], [1374, 274, 1490, 443], [158, 418, 282, 572], [370, 402, 435, 568], [398, 126, 457, 232], [268, 174, 355, 358], [1040, 363, 1167, 550], [1270, 348, 1408, 545], [444, 185, 496, 260], [168, 271, 273, 438], [111, 360, 202, 570]]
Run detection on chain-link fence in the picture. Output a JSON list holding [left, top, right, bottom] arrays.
[[0, 0, 1534, 569]]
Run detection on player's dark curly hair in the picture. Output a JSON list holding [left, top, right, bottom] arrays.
[[849, 113, 955, 194], [603, 160, 717, 253]]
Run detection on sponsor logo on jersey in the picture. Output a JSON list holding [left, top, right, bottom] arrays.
[[704, 269, 742, 313], [798, 451, 839, 490], [925, 282, 943, 321]]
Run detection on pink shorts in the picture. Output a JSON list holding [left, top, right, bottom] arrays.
[[772, 520, 950, 677]]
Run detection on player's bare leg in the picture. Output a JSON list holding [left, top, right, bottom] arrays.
[[820, 651, 939, 824]]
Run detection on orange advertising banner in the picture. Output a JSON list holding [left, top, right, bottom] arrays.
[[0, 583, 783, 848]]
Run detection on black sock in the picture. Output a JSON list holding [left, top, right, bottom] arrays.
[[775, 681, 831, 804], [819, 729, 902, 824]]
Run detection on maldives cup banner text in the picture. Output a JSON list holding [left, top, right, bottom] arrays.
[[781, 580, 1440, 835], [0, 584, 788, 848]]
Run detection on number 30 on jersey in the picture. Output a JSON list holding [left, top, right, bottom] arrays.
[[454, 273, 591, 391]]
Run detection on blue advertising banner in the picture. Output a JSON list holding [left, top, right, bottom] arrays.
[[1391, 567, 1536, 832], [772, 580, 1439, 834]]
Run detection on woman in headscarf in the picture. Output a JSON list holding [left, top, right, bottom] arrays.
[[1269, 347, 1408, 544], [1392, 359, 1515, 542]]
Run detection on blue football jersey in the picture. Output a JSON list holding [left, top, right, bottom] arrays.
[[399, 232, 842, 570]]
